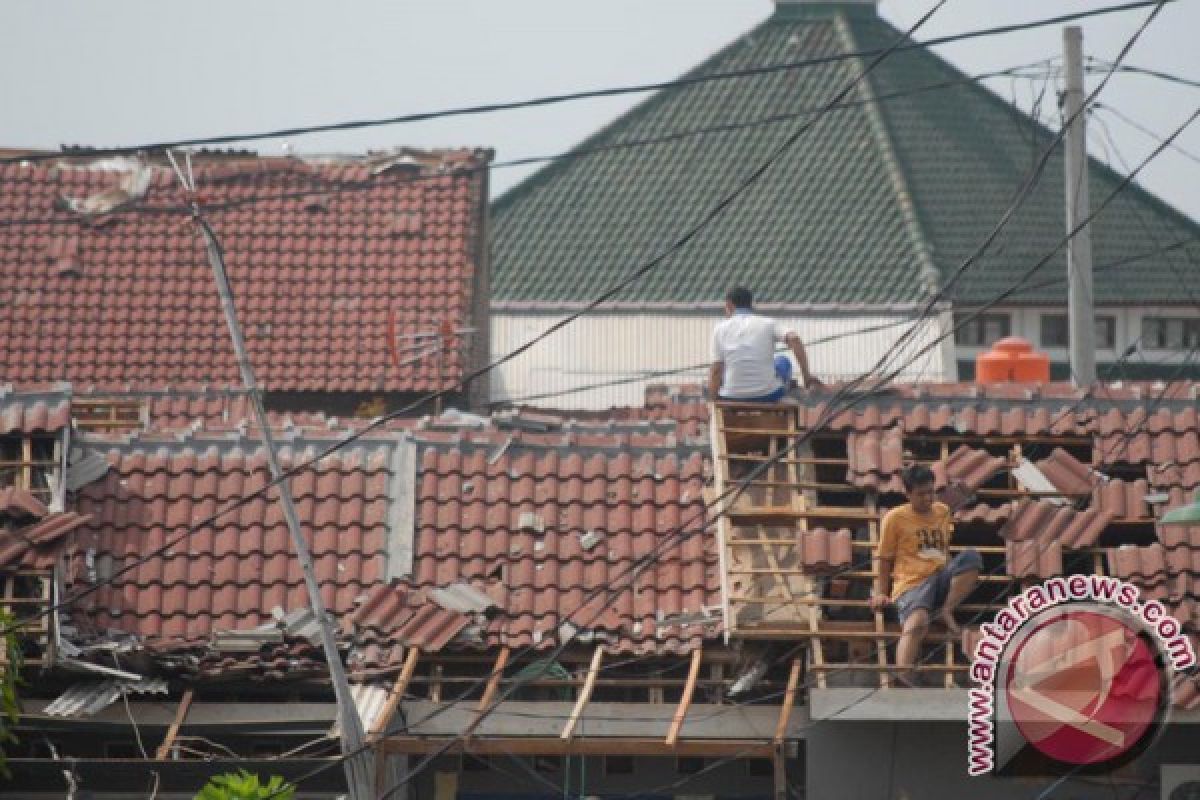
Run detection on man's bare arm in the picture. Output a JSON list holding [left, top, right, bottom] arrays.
[[870, 556, 893, 611], [709, 361, 724, 400], [784, 332, 821, 387]]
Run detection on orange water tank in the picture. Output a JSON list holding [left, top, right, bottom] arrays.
[[975, 337, 1050, 384]]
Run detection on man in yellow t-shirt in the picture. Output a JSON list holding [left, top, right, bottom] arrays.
[[868, 464, 981, 687]]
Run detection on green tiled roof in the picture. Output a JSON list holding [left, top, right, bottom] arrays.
[[492, 3, 1200, 307]]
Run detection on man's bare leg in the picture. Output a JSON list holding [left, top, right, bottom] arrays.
[[896, 608, 929, 686], [938, 569, 980, 635]]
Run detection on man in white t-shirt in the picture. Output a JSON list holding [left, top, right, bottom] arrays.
[[709, 287, 820, 402]]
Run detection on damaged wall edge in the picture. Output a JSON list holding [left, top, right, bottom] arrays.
[[385, 433, 415, 580]]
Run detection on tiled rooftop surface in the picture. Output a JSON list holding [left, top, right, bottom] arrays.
[[69, 428, 410, 642], [410, 426, 715, 657], [0, 150, 489, 393], [0, 384, 72, 435]]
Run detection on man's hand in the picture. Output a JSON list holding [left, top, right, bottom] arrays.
[[868, 593, 890, 613]]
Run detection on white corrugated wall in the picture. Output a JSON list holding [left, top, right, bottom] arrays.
[[489, 312, 951, 409]]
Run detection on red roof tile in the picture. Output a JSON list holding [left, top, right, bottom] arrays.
[[1107, 544, 1170, 597], [1092, 479, 1154, 521], [68, 428, 409, 643], [845, 428, 904, 492], [0, 384, 72, 435], [934, 445, 1007, 492], [845, 434, 1006, 495], [345, 580, 475, 671], [1006, 538, 1062, 579], [0, 152, 489, 393], [798, 528, 854, 574], [999, 501, 1113, 549], [0, 509, 91, 571], [411, 427, 715, 656], [0, 487, 49, 519], [1034, 448, 1098, 495]]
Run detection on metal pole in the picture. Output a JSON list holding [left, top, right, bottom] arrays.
[[194, 219, 375, 799], [1063, 25, 1097, 386]]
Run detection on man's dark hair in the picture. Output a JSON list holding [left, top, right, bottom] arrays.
[[727, 287, 753, 310], [901, 464, 936, 492]]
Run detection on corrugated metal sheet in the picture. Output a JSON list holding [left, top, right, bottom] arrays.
[[42, 678, 168, 718], [330, 682, 391, 738], [490, 312, 949, 409]]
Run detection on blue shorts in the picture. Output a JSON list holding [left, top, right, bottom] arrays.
[[894, 549, 983, 624]]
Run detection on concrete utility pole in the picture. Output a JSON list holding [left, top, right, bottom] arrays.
[[195, 220, 375, 799], [1063, 25, 1097, 386]]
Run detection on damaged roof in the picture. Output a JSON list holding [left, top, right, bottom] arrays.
[[59, 405, 715, 679], [0, 149, 490, 393]]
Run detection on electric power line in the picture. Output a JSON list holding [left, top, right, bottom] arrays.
[[0, 0, 1169, 167]]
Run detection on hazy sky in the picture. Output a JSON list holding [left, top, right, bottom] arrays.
[[2, 0, 1198, 219]]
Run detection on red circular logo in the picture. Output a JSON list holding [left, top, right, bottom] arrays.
[[1004, 609, 1163, 766]]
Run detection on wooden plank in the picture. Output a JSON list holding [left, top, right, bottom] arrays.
[[709, 404, 736, 634], [370, 648, 421, 739], [665, 648, 703, 746], [154, 689, 194, 760], [560, 646, 604, 740], [773, 657, 803, 744], [868, 497, 890, 690], [463, 647, 509, 740], [381, 736, 775, 758]]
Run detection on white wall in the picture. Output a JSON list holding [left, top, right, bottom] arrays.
[[954, 306, 1200, 372], [490, 312, 951, 409]]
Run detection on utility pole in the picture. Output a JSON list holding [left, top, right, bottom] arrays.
[[1063, 25, 1097, 386], [194, 219, 375, 799]]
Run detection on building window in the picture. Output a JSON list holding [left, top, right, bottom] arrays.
[[677, 757, 707, 775], [1142, 317, 1200, 351], [604, 755, 634, 775], [953, 313, 1011, 347], [0, 435, 59, 506], [1040, 314, 1116, 349]]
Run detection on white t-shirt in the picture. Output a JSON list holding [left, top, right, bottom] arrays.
[[711, 312, 793, 398]]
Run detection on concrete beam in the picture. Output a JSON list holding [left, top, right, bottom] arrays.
[[809, 689, 968, 721], [403, 701, 810, 740], [809, 689, 1200, 723]]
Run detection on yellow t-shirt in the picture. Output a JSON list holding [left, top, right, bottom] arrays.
[[878, 501, 954, 599]]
